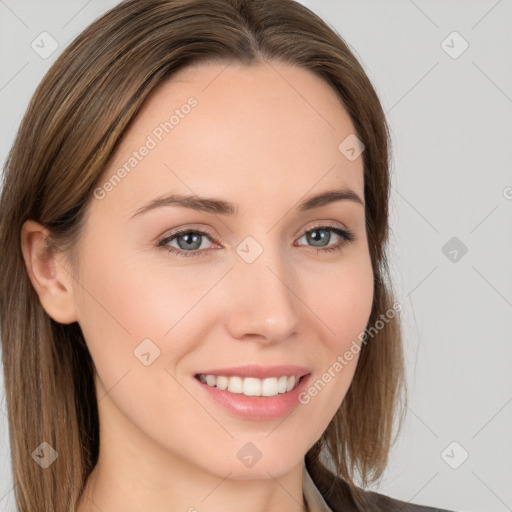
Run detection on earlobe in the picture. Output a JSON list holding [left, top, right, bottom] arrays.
[[20, 219, 79, 325]]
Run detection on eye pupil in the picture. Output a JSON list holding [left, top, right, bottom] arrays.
[[178, 232, 202, 250], [307, 229, 330, 247]]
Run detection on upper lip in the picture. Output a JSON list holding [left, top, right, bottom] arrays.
[[195, 365, 311, 379]]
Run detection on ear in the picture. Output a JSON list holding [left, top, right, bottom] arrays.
[[20, 219, 79, 324]]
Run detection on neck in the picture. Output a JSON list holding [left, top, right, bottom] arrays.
[[77, 456, 308, 512], [76, 392, 308, 512]]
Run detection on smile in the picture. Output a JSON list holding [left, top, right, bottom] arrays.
[[196, 374, 303, 397]]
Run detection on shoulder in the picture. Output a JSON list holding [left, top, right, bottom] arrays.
[[304, 462, 457, 512], [318, 476, 456, 512], [362, 488, 457, 512]]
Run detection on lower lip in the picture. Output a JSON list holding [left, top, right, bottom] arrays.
[[194, 374, 312, 421]]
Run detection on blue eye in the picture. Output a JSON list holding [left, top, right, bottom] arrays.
[[157, 228, 216, 258], [296, 224, 355, 254], [157, 223, 355, 258]]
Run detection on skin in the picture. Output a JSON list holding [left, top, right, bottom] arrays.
[[21, 61, 374, 512]]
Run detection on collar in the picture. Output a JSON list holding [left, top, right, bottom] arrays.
[[302, 460, 334, 512]]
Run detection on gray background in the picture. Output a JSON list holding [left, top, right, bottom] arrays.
[[1, 1, 511, 511]]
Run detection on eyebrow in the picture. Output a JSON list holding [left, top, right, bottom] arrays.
[[130, 188, 364, 219]]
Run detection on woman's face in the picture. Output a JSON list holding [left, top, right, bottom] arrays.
[[71, 61, 373, 480]]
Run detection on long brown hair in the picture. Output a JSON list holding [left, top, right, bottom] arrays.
[[0, 0, 406, 510]]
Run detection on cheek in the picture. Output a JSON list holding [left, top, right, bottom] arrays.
[[72, 249, 210, 433], [73, 245, 225, 384], [75, 234, 202, 336], [305, 250, 374, 349], [296, 252, 373, 417]]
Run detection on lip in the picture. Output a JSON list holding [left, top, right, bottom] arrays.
[[193, 368, 312, 421], [194, 364, 311, 379]]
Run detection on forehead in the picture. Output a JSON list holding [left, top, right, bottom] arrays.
[[95, 61, 364, 218]]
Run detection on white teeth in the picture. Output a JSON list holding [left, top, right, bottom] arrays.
[[263, 377, 279, 396], [205, 374, 216, 386], [228, 376, 243, 394], [286, 376, 296, 392], [198, 374, 300, 396], [243, 377, 261, 396], [216, 375, 228, 390], [277, 375, 288, 393]]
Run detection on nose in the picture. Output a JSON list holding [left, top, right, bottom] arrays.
[[225, 244, 300, 344]]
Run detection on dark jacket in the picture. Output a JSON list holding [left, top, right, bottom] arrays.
[[303, 461, 456, 512], [357, 489, 456, 511]]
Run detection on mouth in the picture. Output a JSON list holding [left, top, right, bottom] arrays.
[[194, 373, 310, 397], [193, 366, 313, 420]]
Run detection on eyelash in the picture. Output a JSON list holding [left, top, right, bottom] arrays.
[[156, 222, 355, 259]]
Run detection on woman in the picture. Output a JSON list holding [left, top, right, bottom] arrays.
[[0, 0, 456, 510]]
